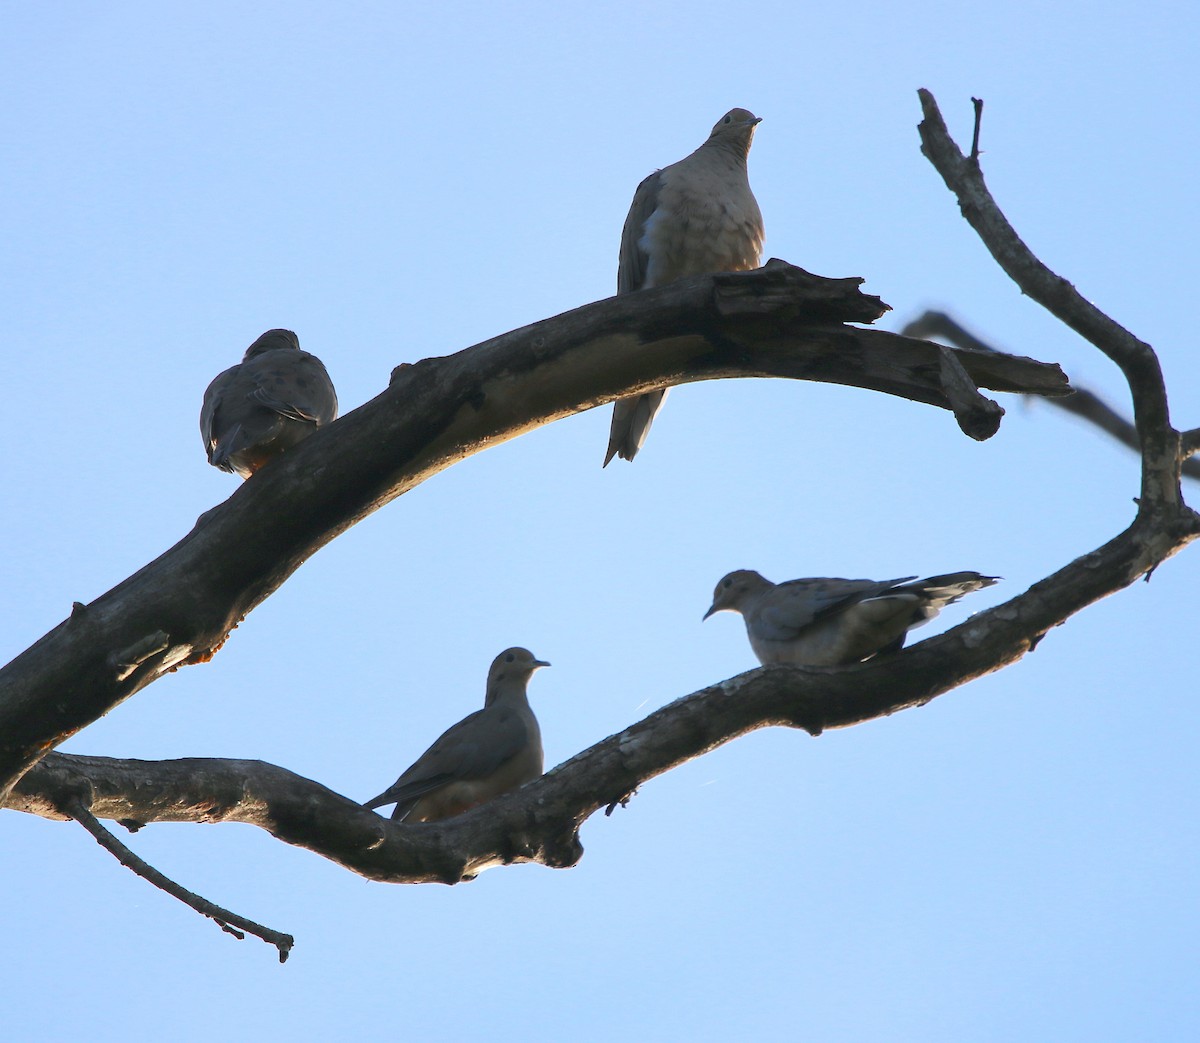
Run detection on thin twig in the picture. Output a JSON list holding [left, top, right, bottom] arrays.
[[1181, 429, 1200, 458], [67, 797, 294, 962], [901, 310, 1200, 483], [970, 97, 984, 162]]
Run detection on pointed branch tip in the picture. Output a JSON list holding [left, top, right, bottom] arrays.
[[66, 797, 294, 961]]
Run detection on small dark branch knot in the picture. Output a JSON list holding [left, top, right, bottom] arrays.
[[785, 703, 825, 737], [970, 97, 985, 163], [538, 827, 585, 869], [604, 789, 638, 816]]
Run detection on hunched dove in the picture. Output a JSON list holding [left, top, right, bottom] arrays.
[[200, 328, 338, 478]]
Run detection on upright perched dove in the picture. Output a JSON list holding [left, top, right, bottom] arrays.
[[704, 570, 998, 666], [604, 107, 765, 466], [362, 647, 550, 823], [200, 328, 338, 478]]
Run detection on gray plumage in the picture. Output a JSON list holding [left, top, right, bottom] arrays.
[[200, 328, 338, 478], [605, 107, 764, 465], [704, 570, 999, 666], [363, 647, 549, 823]]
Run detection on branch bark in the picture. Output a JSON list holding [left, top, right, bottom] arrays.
[[901, 309, 1200, 483], [0, 262, 1067, 801], [67, 798, 294, 961], [916, 88, 1183, 506], [4, 93, 1196, 938], [12, 494, 1194, 885]]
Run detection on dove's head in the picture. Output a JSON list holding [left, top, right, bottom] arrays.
[[706, 108, 762, 155], [243, 328, 300, 361], [703, 569, 771, 620], [487, 647, 551, 691]]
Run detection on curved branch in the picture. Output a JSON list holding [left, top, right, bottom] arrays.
[[916, 88, 1181, 506], [11, 496, 1198, 884], [67, 798, 293, 961], [901, 309, 1200, 483], [0, 262, 1068, 800], [3, 93, 1197, 910]]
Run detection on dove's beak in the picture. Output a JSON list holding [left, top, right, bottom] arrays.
[[702, 603, 718, 621]]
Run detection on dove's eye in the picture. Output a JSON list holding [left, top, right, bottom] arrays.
[[505, 653, 515, 663], [723, 115, 732, 124]]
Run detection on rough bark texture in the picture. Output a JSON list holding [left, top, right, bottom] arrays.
[[0, 262, 1066, 802], [2, 94, 1194, 922]]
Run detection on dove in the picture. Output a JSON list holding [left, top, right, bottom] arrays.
[[704, 570, 998, 666], [605, 107, 765, 465], [200, 328, 338, 478], [363, 647, 550, 823]]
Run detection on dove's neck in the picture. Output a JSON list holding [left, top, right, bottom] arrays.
[[485, 677, 532, 709], [701, 137, 753, 164]]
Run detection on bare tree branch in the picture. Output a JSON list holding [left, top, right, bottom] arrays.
[[901, 309, 1200, 483], [0, 262, 1068, 802], [3, 93, 1196, 951], [916, 88, 1182, 507], [10, 487, 1195, 885], [65, 797, 293, 961]]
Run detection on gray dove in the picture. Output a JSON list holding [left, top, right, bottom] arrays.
[[200, 328, 338, 478], [605, 107, 765, 465], [704, 570, 998, 666], [363, 647, 549, 823]]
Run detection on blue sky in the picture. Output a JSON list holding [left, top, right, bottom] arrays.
[[2, 3, 1198, 1040]]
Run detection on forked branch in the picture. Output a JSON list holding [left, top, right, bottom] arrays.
[[4, 92, 1197, 953]]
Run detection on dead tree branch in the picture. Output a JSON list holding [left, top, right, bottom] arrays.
[[2, 93, 1195, 938], [916, 88, 1182, 505], [66, 797, 293, 961], [0, 262, 1067, 803], [10, 486, 1194, 884], [901, 309, 1200, 483]]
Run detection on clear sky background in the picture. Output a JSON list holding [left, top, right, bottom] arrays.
[[3, 3, 1197, 1040]]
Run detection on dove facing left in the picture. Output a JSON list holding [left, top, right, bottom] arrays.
[[200, 328, 338, 478], [704, 570, 998, 666], [362, 647, 550, 823]]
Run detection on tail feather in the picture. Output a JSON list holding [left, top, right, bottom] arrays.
[[604, 390, 668, 466]]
